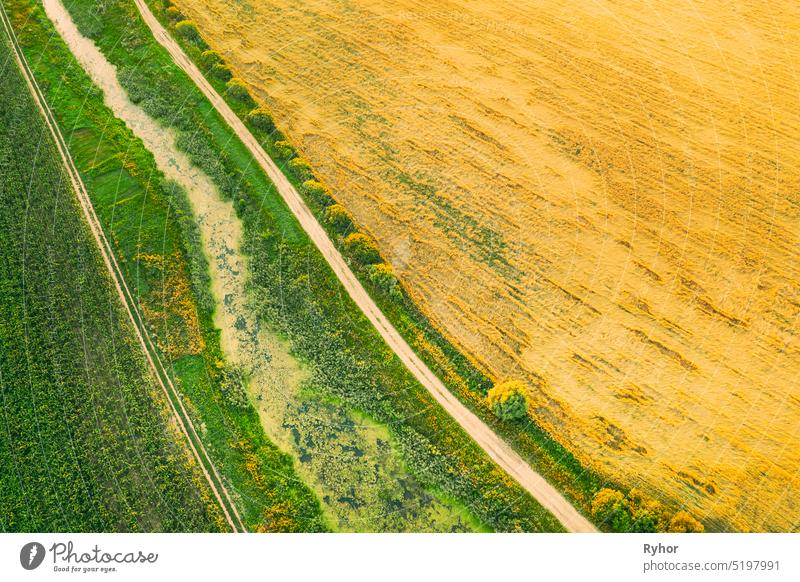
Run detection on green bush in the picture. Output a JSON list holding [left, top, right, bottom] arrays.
[[486, 380, 529, 421], [200, 49, 222, 68], [302, 180, 333, 206], [590, 488, 705, 533], [343, 233, 381, 264], [211, 63, 233, 82], [368, 263, 401, 298], [288, 157, 314, 181], [627, 488, 666, 532], [273, 139, 295, 160], [166, 6, 185, 21], [219, 366, 249, 409], [247, 107, 275, 132], [226, 78, 254, 105], [591, 488, 632, 532], [174, 20, 200, 42], [325, 203, 354, 234]]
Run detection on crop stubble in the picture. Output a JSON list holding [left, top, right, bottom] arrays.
[[175, 0, 800, 530]]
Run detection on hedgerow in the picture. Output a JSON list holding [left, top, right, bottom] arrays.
[[590, 488, 704, 533]]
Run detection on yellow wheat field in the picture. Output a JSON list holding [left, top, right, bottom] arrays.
[[174, 0, 800, 531]]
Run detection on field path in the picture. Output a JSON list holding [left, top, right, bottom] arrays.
[[132, 0, 596, 533], [0, 1, 245, 533]]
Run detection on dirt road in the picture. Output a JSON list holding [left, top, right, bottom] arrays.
[[1, 1, 245, 533], [132, 0, 596, 533]]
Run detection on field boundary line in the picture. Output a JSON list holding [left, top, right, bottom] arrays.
[[0, 2, 245, 533], [132, 0, 597, 533]]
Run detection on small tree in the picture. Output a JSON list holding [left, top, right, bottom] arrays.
[[174, 20, 200, 42], [368, 263, 400, 297], [226, 78, 254, 105], [325, 204, 354, 234], [626, 488, 667, 532], [591, 488, 632, 532], [486, 380, 529, 421], [667, 511, 704, 533], [247, 107, 275, 132], [343, 233, 381, 264]]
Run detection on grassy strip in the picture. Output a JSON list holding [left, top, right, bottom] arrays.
[[7, 0, 328, 532], [152, 1, 610, 520], [0, 26, 222, 532], [57, 0, 566, 531]]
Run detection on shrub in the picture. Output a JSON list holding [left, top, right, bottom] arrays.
[[343, 233, 381, 264], [368, 263, 401, 297], [226, 78, 254, 105], [219, 366, 249, 409], [486, 380, 529, 421], [590, 487, 703, 533], [302, 180, 332, 206], [166, 6, 185, 21], [174, 20, 200, 42], [668, 511, 705, 533], [627, 488, 667, 532], [630, 507, 662, 532], [200, 49, 222, 68], [591, 488, 632, 532], [211, 63, 232, 82], [325, 204, 354, 234], [288, 157, 314, 181], [273, 140, 295, 160], [247, 107, 275, 132]]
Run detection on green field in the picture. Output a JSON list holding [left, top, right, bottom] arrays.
[[0, 29, 222, 532], [5, 0, 570, 531], [4, 0, 328, 532]]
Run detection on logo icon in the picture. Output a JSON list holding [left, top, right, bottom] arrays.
[[20, 542, 46, 570]]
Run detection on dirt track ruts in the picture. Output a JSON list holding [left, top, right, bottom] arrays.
[[0, 1, 245, 533], [131, 0, 597, 533]]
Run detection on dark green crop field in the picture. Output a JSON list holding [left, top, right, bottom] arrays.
[[0, 30, 221, 532], [3, 0, 328, 532]]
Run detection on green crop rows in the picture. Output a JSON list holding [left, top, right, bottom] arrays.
[[4, 0, 328, 532], [0, 30, 221, 532]]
